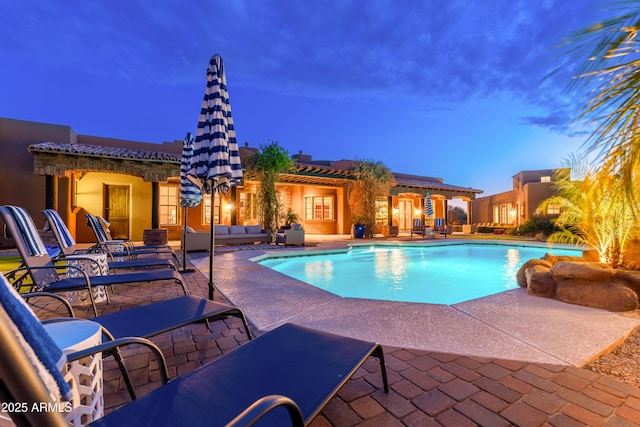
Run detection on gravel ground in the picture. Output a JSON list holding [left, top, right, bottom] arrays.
[[584, 321, 640, 388]]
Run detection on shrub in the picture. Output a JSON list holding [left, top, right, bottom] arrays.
[[513, 215, 558, 237]]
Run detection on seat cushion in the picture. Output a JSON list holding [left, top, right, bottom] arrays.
[[229, 225, 247, 235], [214, 225, 229, 235], [245, 225, 263, 234]]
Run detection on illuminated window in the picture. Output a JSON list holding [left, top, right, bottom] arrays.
[[375, 197, 388, 225], [541, 176, 551, 183], [546, 203, 561, 215], [304, 196, 334, 220], [202, 194, 221, 224], [159, 185, 179, 225], [239, 192, 257, 220]]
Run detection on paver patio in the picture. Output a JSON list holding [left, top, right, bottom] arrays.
[[19, 235, 640, 426]]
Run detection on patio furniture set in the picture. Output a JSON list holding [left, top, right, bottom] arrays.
[[0, 205, 380, 426]]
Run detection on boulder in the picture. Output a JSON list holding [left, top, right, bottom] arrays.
[[555, 279, 639, 311], [516, 259, 552, 287], [550, 261, 616, 281], [541, 253, 584, 265], [525, 265, 555, 297], [615, 270, 640, 294]]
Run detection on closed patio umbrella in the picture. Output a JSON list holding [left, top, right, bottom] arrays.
[[179, 131, 202, 272], [188, 54, 243, 300], [425, 193, 434, 227]]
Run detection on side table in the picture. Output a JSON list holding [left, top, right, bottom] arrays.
[[65, 254, 109, 306], [44, 320, 103, 426]]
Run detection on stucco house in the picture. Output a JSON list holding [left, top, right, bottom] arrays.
[[0, 117, 482, 248], [470, 169, 567, 227]]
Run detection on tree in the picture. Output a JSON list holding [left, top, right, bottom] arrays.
[[244, 142, 295, 236], [540, 163, 638, 268], [347, 159, 393, 238], [558, 5, 640, 196]]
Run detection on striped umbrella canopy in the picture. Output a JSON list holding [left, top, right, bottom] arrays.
[[180, 132, 202, 208], [424, 193, 434, 218], [188, 54, 243, 299], [188, 54, 243, 195]]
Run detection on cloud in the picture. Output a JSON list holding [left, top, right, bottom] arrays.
[[0, 0, 606, 136]]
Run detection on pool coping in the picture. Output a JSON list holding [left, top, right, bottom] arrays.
[[190, 239, 640, 367]]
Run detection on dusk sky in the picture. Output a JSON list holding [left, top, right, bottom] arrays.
[[0, 1, 619, 196]]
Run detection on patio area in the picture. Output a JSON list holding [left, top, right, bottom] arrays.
[[24, 235, 640, 425]]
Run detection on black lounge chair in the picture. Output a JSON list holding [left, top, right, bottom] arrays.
[[1, 206, 188, 316], [0, 284, 388, 427], [86, 213, 181, 267], [24, 291, 253, 401], [42, 209, 177, 272]]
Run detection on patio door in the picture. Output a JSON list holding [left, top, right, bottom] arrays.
[[398, 200, 413, 231], [104, 185, 130, 239]]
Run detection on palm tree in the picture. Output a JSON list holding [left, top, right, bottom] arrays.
[[559, 4, 640, 193], [541, 162, 638, 267]]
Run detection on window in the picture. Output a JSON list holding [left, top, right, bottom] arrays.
[[304, 196, 334, 220], [239, 192, 257, 220], [541, 176, 551, 183], [500, 204, 508, 224], [159, 185, 179, 225], [202, 193, 221, 224], [546, 203, 561, 215], [375, 198, 388, 225], [493, 206, 500, 223]]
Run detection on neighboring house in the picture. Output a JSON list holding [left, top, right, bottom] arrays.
[[0, 117, 482, 247], [470, 169, 567, 227]]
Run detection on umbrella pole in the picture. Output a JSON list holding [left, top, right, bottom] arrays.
[[181, 207, 195, 273], [208, 190, 215, 300]]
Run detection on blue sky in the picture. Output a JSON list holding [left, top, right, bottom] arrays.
[[0, 1, 616, 195]]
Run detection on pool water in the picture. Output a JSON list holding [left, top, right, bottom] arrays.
[[258, 243, 583, 305]]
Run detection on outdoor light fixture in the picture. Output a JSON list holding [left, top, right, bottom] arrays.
[[225, 203, 234, 212]]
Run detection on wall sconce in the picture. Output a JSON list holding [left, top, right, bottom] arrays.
[[225, 203, 234, 212], [392, 208, 399, 216], [414, 209, 421, 216]]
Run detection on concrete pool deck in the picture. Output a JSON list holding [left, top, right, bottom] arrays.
[[190, 236, 640, 367]]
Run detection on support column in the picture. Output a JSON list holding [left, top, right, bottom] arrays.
[[151, 181, 159, 229], [230, 187, 238, 225], [45, 175, 58, 210]]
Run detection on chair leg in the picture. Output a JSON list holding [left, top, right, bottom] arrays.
[[372, 345, 389, 393]]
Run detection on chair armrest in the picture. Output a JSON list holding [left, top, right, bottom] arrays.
[[67, 336, 170, 400], [22, 292, 76, 318], [226, 395, 304, 427]]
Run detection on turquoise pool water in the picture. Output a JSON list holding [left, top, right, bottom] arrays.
[[258, 243, 583, 305]]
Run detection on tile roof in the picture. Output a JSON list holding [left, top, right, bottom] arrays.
[[28, 142, 180, 163]]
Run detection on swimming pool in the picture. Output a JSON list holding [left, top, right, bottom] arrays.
[[258, 243, 583, 305]]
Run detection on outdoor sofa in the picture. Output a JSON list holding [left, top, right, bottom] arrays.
[[182, 225, 270, 252]]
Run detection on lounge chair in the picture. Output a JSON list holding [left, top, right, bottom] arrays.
[[1, 206, 188, 316], [23, 290, 252, 400], [85, 213, 181, 267], [0, 273, 389, 427], [434, 218, 448, 238], [410, 218, 425, 238], [42, 209, 177, 272]]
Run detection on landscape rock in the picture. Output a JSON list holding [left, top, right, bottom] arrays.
[[525, 265, 555, 297], [555, 279, 639, 311], [615, 270, 640, 294], [550, 261, 616, 281], [516, 259, 552, 287], [541, 253, 584, 265]]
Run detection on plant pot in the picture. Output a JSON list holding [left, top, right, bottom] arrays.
[[353, 224, 365, 238]]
